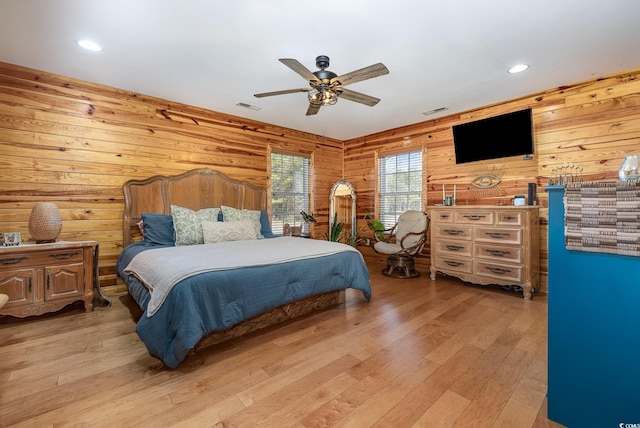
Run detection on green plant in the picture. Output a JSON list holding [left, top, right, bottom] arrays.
[[300, 210, 317, 223], [364, 212, 385, 241], [324, 212, 344, 242], [342, 223, 366, 247]]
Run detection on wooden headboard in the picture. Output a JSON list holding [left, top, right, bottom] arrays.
[[123, 168, 267, 247]]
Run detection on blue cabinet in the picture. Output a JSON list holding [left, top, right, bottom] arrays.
[[546, 185, 640, 427]]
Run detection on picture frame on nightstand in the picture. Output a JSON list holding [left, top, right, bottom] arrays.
[[3, 232, 21, 246]]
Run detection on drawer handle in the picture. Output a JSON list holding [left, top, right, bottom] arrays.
[[0, 257, 28, 265], [485, 232, 511, 239], [49, 252, 79, 260], [486, 249, 511, 257], [446, 245, 464, 251], [486, 267, 511, 275], [463, 215, 486, 221], [444, 229, 464, 235], [504, 216, 517, 220], [439, 214, 450, 219], [445, 261, 463, 267]]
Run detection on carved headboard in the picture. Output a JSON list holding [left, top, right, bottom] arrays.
[[122, 168, 267, 247]]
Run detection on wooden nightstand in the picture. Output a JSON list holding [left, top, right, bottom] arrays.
[[0, 240, 99, 318]]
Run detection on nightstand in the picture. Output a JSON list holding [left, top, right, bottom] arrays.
[[0, 240, 99, 318]]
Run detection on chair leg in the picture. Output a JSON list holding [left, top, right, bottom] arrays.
[[382, 254, 420, 279]]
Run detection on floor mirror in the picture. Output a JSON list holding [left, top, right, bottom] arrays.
[[329, 179, 356, 241]]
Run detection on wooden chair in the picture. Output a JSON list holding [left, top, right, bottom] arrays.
[[373, 210, 430, 278]]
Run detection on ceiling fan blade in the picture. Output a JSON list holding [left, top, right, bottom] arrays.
[[254, 88, 310, 98], [279, 58, 320, 84], [306, 103, 321, 116], [337, 88, 381, 107], [331, 63, 389, 87]]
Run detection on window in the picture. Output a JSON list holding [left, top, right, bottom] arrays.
[[270, 152, 310, 234], [378, 150, 423, 228]]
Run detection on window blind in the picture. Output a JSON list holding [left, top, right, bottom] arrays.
[[378, 150, 423, 228], [270, 152, 310, 234]]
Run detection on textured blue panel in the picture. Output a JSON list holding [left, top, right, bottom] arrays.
[[546, 186, 640, 427]]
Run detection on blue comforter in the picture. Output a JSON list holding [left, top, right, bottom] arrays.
[[116, 239, 371, 369]]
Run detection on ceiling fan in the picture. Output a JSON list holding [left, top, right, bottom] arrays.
[[254, 55, 389, 116]]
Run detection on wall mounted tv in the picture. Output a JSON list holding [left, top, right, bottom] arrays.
[[452, 108, 534, 164]]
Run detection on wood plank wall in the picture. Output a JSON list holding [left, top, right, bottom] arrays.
[[344, 67, 640, 293], [1, 61, 639, 294], [0, 61, 342, 292]]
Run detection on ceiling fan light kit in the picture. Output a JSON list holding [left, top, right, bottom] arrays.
[[255, 55, 389, 116], [308, 87, 338, 106]]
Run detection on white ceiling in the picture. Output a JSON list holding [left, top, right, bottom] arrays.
[[1, 0, 639, 141]]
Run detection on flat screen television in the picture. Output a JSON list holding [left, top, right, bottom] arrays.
[[452, 108, 534, 164]]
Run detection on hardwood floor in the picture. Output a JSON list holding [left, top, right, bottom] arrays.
[[0, 260, 564, 427]]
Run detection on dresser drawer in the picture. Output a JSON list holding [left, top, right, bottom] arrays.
[[434, 240, 473, 257], [475, 227, 522, 245], [454, 211, 494, 225], [475, 244, 522, 263], [434, 224, 473, 240], [435, 257, 473, 274], [497, 211, 523, 226], [432, 210, 454, 223], [0, 250, 84, 269], [475, 261, 522, 283]]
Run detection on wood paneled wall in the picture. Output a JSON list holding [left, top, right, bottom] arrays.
[[344, 68, 640, 293], [2, 60, 639, 295], [0, 62, 342, 291]]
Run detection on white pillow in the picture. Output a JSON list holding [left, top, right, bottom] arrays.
[[202, 220, 257, 244], [220, 206, 263, 239], [171, 205, 220, 246]]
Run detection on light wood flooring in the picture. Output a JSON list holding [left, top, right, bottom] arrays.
[[0, 260, 564, 427]]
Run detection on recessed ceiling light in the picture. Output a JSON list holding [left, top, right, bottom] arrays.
[[77, 40, 102, 52], [508, 64, 529, 74]]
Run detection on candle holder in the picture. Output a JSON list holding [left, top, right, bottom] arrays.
[[441, 184, 457, 206]]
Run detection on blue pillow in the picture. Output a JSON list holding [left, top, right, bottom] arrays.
[[141, 213, 175, 246], [260, 210, 275, 238]]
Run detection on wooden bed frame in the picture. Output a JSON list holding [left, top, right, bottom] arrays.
[[123, 168, 268, 247], [121, 168, 344, 355]]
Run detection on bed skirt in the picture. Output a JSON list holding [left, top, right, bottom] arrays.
[[192, 290, 345, 354]]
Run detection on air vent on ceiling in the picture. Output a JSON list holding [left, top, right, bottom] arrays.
[[237, 102, 261, 111], [422, 107, 448, 116]]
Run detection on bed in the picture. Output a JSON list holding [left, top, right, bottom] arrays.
[[116, 168, 371, 369]]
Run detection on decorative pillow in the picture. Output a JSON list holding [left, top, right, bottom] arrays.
[[259, 210, 275, 238], [202, 220, 257, 244], [141, 213, 175, 246], [171, 205, 220, 246], [221, 206, 263, 239]]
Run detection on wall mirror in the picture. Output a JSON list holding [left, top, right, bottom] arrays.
[[329, 179, 356, 240]]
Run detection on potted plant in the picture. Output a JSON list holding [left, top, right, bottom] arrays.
[[323, 212, 344, 242], [364, 212, 385, 242], [342, 220, 367, 247], [299, 210, 316, 236]]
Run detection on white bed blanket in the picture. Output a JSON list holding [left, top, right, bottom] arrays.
[[123, 237, 361, 317]]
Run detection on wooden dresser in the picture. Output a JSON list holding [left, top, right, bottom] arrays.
[[0, 240, 98, 318], [429, 205, 539, 299]]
